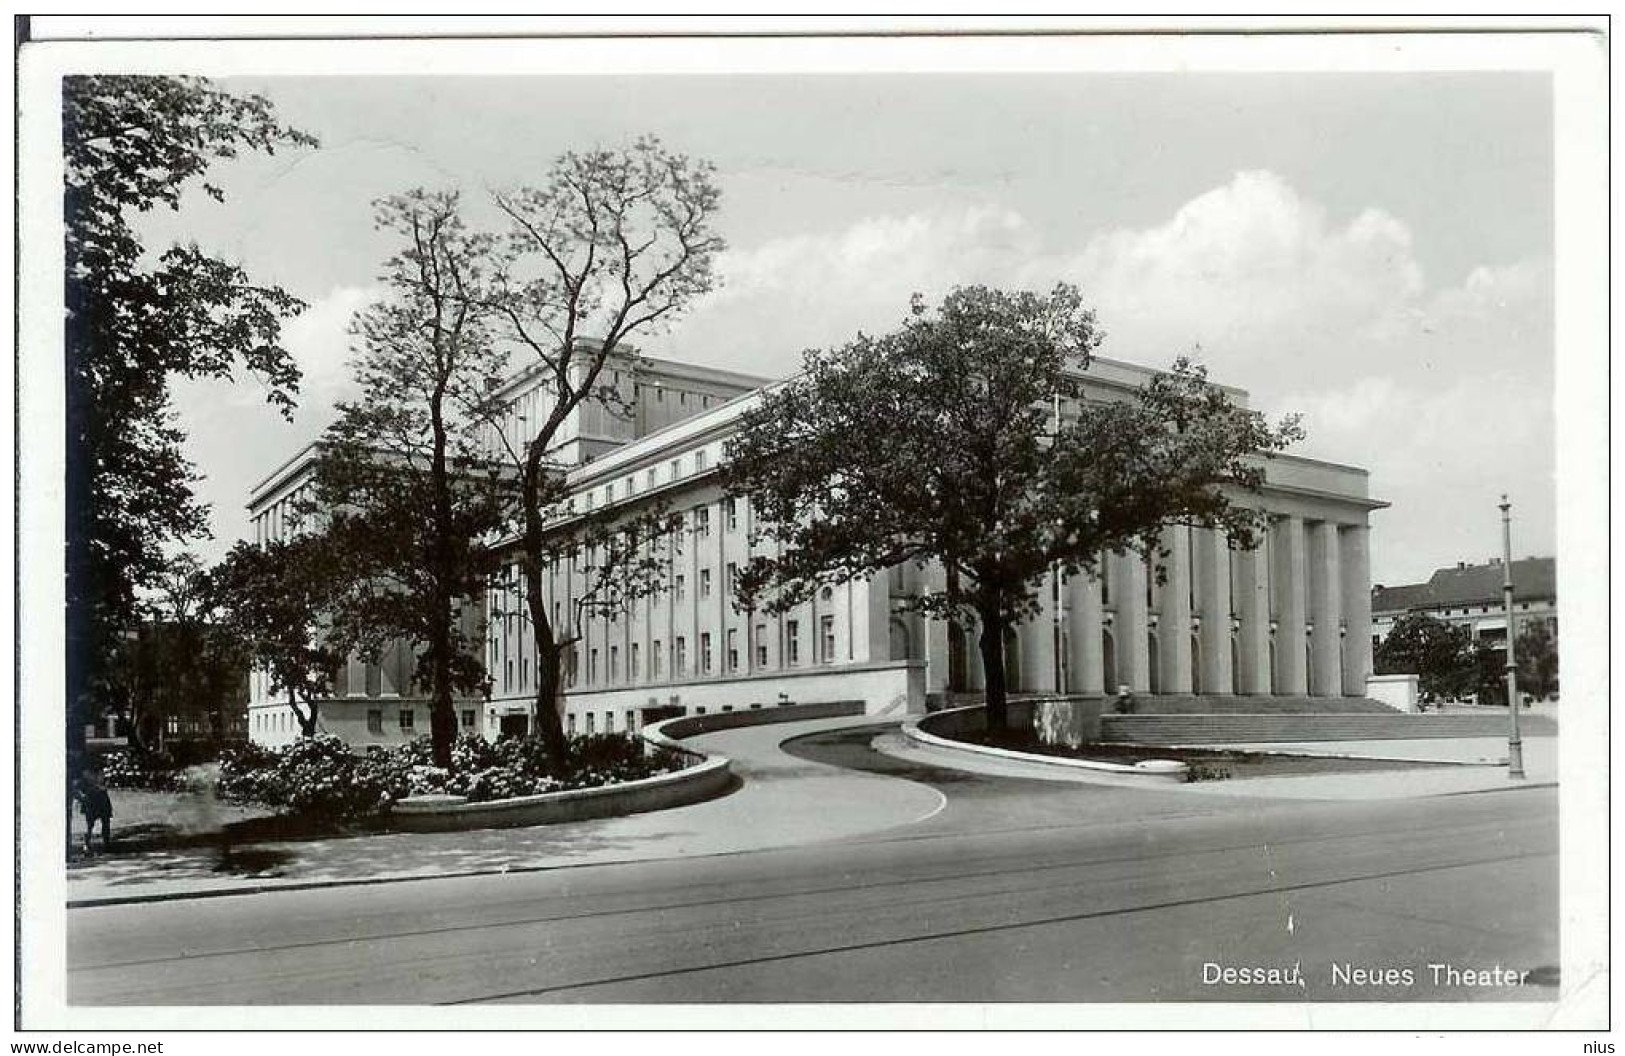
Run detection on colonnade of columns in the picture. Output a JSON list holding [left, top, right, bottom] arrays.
[[922, 516, 1375, 699]]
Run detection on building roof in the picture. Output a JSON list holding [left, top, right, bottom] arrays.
[[1371, 556, 1555, 614]]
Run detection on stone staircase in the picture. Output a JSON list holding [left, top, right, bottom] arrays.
[[1131, 694, 1398, 716], [1099, 711, 1550, 745]]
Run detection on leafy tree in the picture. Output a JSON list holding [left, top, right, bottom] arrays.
[[1515, 619, 1559, 700], [725, 284, 1302, 732], [1374, 613, 1478, 700], [106, 553, 248, 752], [212, 538, 345, 737], [480, 137, 724, 762], [306, 190, 513, 768], [64, 76, 316, 763]]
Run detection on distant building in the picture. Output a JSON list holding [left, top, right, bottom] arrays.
[[1370, 557, 1558, 656]]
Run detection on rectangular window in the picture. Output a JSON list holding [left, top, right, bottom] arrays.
[[756, 624, 769, 667], [567, 646, 579, 687], [671, 458, 681, 478], [820, 615, 836, 663], [700, 568, 712, 598], [726, 497, 739, 532], [610, 645, 620, 681], [626, 709, 636, 732], [606, 482, 615, 502], [695, 506, 711, 537], [590, 648, 600, 682], [726, 562, 737, 597], [604, 711, 614, 733], [399, 709, 415, 732], [586, 712, 596, 735], [367, 709, 383, 735], [647, 468, 657, 489], [727, 628, 739, 672], [701, 632, 713, 673], [676, 636, 688, 675], [460, 709, 476, 729], [676, 574, 687, 601], [631, 642, 640, 679], [568, 713, 577, 736], [696, 449, 708, 471], [653, 640, 664, 677], [787, 620, 800, 665]]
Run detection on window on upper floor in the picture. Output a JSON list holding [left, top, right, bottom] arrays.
[[726, 496, 739, 532], [700, 568, 712, 598], [695, 506, 711, 537], [696, 449, 709, 471]]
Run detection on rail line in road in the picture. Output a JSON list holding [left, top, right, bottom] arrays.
[[448, 850, 1552, 1004]]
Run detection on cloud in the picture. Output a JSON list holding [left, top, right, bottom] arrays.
[[660, 171, 1553, 583], [171, 284, 380, 560]]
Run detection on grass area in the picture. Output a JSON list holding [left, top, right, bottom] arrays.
[[966, 730, 1461, 781]]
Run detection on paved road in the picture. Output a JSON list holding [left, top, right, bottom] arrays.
[[66, 726, 1558, 1006]]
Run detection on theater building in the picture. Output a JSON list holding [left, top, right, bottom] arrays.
[[246, 349, 1386, 747], [478, 353, 1388, 740]]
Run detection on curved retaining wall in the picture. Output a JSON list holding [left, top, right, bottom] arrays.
[[907, 703, 1188, 785], [391, 700, 866, 833]]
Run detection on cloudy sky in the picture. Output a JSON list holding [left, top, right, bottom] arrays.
[[152, 71, 1554, 587]]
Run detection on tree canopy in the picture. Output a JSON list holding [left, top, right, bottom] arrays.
[[482, 137, 725, 761], [725, 284, 1302, 729], [1374, 613, 1479, 700], [64, 75, 316, 753], [212, 537, 346, 737], [307, 189, 512, 765]]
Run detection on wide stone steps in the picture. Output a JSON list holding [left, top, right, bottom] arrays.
[[1132, 695, 1398, 715], [1098, 712, 1536, 745]]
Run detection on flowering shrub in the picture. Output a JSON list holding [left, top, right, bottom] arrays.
[[217, 730, 689, 819], [96, 749, 185, 792]]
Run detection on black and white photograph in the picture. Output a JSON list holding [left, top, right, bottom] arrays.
[[13, 16, 1610, 1037]]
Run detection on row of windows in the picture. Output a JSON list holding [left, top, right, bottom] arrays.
[[565, 709, 639, 736], [581, 449, 715, 513], [501, 614, 841, 695]]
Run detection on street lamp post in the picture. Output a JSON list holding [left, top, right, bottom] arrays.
[[1499, 495, 1525, 779]]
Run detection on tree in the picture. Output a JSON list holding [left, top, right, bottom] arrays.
[[212, 538, 345, 738], [724, 285, 1302, 732], [1515, 619, 1559, 700], [306, 190, 512, 768], [1374, 613, 1477, 701], [106, 553, 248, 752], [64, 76, 316, 763], [480, 137, 724, 762]]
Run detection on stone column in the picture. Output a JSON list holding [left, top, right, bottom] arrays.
[[1309, 520, 1344, 697], [1021, 571, 1060, 693], [1271, 515, 1309, 695], [1067, 569, 1105, 695], [1156, 525, 1194, 694], [1111, 550, 1151, 693], [1194, 528, 1235, 694], [1233, 542, 1271, 694], [923, 563, 952, 698], [1340, 524, 1374, 695]]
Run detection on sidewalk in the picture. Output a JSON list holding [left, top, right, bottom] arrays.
[[875, 726, 1558, 802], [66, 715, 943, 906], [1176, 735, 1558, 801]]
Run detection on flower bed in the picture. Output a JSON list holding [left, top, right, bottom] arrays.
[[217, 733, 689, 822]]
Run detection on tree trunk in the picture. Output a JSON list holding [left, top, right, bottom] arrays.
[[526, 565, 568, 767], [291, 690, 319, 737], [427, 374, 458, 770], [977, 604, 1010, 734]]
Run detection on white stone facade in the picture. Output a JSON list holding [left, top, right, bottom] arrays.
[[246, 350, 1386, 747]]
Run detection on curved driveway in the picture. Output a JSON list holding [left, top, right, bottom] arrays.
[[67, 715, 946, 905]]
